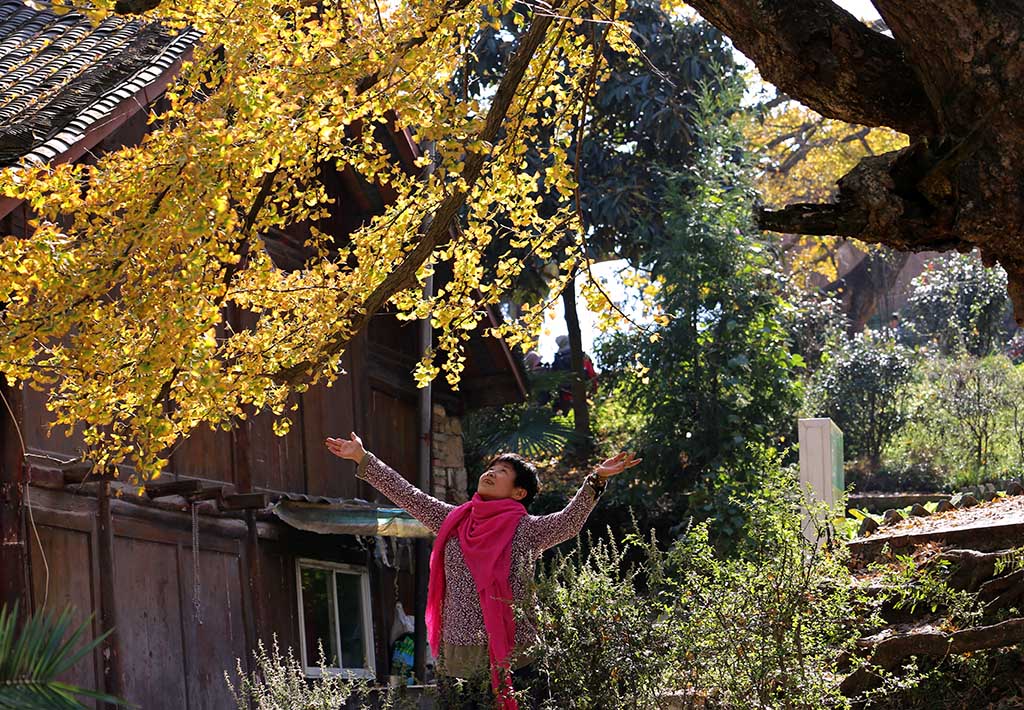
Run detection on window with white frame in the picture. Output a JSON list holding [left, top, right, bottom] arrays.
[[295, 559, 375, 678]]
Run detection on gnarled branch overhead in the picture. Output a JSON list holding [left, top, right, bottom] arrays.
[[683, 0, 936, 136], [688, 0, 1024, 321]]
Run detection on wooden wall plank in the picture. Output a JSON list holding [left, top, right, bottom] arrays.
[[256, 543, 300, 653], [302, 359, 358, 499], [112, 537, 189, 710], [248, 394, 306, 494], [28, 525, 100, 702], [169, 424, 233, 485], [366, 388, 418, 501], [20, 384, 84, 458], [179, 547, 249, 710]]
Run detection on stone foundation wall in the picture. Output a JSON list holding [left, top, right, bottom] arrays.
[[431, 403, 468, 503]]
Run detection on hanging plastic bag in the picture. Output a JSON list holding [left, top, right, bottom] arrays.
[[390, 601, 415, 645]]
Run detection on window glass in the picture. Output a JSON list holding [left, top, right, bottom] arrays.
[[300, 566, 339, 668], [335, 571, 367, 669]]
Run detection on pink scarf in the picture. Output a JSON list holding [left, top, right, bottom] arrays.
[[426, 494, 526, 709]]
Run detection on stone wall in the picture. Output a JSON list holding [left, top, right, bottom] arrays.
[[431, 403, 468, 503]]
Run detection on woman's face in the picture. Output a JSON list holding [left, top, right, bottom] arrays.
[[477, 461, 526, 502]]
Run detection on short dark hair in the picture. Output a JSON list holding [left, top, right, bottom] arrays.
[[489, 453, 540, 510]]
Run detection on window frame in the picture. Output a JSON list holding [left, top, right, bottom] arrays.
[[295, 558, 376, 679]]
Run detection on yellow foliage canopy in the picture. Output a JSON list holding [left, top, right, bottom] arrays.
[[0, 0, 633, 478]]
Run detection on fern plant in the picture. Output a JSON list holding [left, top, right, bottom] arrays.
[[0, 603, 128, 710]]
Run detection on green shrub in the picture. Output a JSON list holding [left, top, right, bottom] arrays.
[[902, 253, 1011, 357], [661, 465, 865, 709], [530, 532, 679, 709], [225, 637, 415, 710], [885, 355, 1024, 487], [808, 332, 913, 466], [527, 454, 917, 709], [844, 458, 947, 493]]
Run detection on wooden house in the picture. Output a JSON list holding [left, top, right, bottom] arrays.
[[0, 3, 527, 707]]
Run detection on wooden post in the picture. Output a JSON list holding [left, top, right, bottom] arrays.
[[0, 383, 28, 614], [225, 302, 265, 658], [233, 413, 265, 660], [414, 269, 434, 683], [96, 478, 125, 707]]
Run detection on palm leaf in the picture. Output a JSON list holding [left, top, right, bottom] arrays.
[[0, 603, 132, 710], [478, 406, 576, 458]]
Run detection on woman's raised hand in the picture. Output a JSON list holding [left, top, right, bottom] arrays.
[[594, 451, 642, 479], [325, 432, 366, 463]]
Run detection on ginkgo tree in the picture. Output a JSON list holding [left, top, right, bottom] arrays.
[[0, 0, 637, 480]]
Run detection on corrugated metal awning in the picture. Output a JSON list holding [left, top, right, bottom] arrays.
[[271, 500, 432, 538]]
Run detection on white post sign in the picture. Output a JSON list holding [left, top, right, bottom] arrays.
[[798, 418, 844, 542]]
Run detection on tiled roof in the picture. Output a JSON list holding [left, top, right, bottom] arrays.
[[0, 0, 199, 166]]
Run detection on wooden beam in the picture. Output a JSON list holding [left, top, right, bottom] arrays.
[[23, 463, 65, 490], [218, 493, 270, 511], [183, 485, 228, 502], [226, 304, 266, 654], [62, 462, 110, 485], [144, 479, 201, 499]]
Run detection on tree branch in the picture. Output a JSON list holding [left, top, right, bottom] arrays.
[[273, 7, 563, 385], [758, 203, 866, 237], [684, 0, 937, 136]]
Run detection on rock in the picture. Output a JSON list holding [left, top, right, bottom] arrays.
[[910, 503, 931, 517], [1007, 481, 1024, 496], [882, 508, 906, 525], [956, 494, 980, 508], [859, 517, 880, 536], [936, 499, 957, 513]]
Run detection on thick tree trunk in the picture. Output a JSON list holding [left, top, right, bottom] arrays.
[[686, 0, 1024, 323], [822, 249, 910, 333], [561, 274, 593, 459]]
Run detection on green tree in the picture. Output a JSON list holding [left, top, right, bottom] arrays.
[[808, 332, 913, 467], [465, 4, 739, 459], [597, 88, 802, 515]]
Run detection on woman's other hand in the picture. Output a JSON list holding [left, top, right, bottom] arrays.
[[594, 451, 642, 479], [325, 432, 366, 463]]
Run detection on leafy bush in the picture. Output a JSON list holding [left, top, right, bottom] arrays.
[[844, 458, 946, 493], [530, 532, 679, 708], [225, 637, 414, 710], [661, 465, 865, 709], [781, 289, 847, 371], [808, 331, 913, 466], [0, 603, 125, 710], [527, 455, 917, 709], [885, 354, 1024, 486], [901, 252, 1012, 356]]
